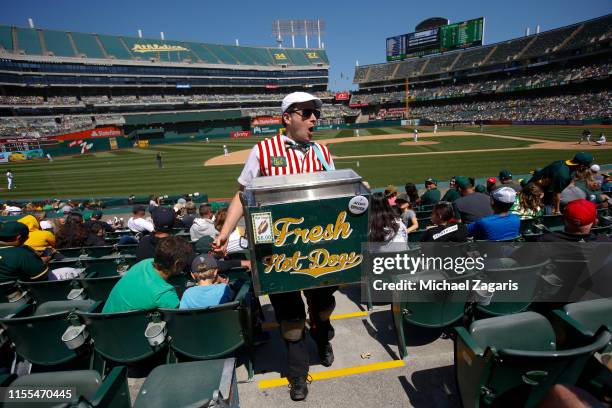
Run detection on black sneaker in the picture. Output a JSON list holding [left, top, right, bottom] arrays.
[[288, 376, 309, 401], [318, 342, 334, 367]]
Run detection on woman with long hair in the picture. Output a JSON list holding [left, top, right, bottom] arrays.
[[369, 192, 407, 250], [55, 213, 89, 248], [404, 183, 419, 205], [512, 182, 544, 218]]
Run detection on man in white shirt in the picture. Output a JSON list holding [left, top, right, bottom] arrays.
[[213, 92, 335, 402], [127, 205, 154, 234], [596, 133, 606, 146], [413, 128, 418, 142], [6, 169, 13, 190]]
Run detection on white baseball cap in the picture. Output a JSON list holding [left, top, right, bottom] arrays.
[[281, 92, 322, 114], [491, 186, 517, 204], [590, 164, 600, 173]]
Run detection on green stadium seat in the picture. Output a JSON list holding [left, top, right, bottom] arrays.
[[58, 247, 87, 258], [133, 359, 239, 408], [42, 29, 75, 57], [115, 244, 138, 256], [71, 32, 105, 58], [84, 246, 116, 258], [284, 49, 310, 66], [159, 301, 252, 377], [476, 260, 550, 317], [454, 312, 611, 407], [560, 298, 612, 336], [393, 269, 474, 358], [15, 27, 42, 55], [2, 366, 130, 408], [75, 274, 121, 302], [17, 279, 82, 305], [0, 281, 27, 305], [0, 301, 98, 369], [76, 307, 167, 376], [538, 214, 564, 233]]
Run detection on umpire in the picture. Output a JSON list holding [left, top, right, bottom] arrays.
[[213, 92, 336, 401]]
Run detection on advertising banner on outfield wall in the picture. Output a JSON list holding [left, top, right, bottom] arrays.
[[251, 116, 282, 126], [52, 126, 123, 141], [252, 125, 282, 135], [335, 91, 350, 101], [0, 149, 45, 162], [230, 130, 252, 139]]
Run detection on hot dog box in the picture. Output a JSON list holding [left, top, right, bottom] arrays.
[[242, 169, 370, 295]]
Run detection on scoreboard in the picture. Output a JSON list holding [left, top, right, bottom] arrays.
[[439, 18, 484, 51], [386, 17, 484, 61]]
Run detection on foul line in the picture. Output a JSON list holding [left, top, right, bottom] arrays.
[[261, 311, 368, 330], [258, 359, 406, 389]]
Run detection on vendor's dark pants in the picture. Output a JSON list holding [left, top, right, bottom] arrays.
[[269, 286, 337, 378]]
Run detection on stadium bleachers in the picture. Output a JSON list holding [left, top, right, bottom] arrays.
[[42, 30, 75, 57], [70, 31, 105, 59], [0, 25, 12, 51], [354, 15, 611, 86], [97, 34, 133, 60], [15, 27, 42, 55], [564, 14, 612, 50]]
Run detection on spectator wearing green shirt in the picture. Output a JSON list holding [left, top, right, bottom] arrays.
[[419, 178, 441, 206], [103, 236, 193, 313], [0, 221, 50, 283], [441, 177, 460, 203], [528, 152, 593, 214]]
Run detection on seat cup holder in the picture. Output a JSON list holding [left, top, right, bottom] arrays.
[[62, 324, 88, 350], [473, 288, 494, 306], [145, 321, 167, 346]]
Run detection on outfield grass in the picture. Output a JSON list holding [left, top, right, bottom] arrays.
[[1, 126, 610, 200]]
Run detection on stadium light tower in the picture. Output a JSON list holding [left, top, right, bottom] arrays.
[[272, 19, 326, 49]]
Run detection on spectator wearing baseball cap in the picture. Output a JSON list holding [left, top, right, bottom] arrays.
[[419, 178, 441, 206], [136, 206, 177, 262], [395, 193, 419, 234], [127, 205, 154, 234], [528, 152, 594, 214], [384, 185, 398, 207], [453, 176, 493, 224], [179, 254, 234, 309], [498, 169, 522, 192], [468, 187, 520, 241], [486, 177, 497, 195], [440, 177, 460, 203], [0, 221, 49, 283], [539, 199, 610, 242]]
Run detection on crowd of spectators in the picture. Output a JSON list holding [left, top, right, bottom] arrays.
[[352, 62, 611, 107]]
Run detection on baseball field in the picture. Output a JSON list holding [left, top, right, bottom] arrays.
[[1, 125, 611, 200]]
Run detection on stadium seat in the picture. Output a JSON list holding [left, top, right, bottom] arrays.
[[75, 274, 121, 302], [159, 279, 254, 376], [538, 214, 564, 233], [17, 278, 82, 305], [0, 281, 27, 305], [2, 366, 130, 408], [476, 260, 550, 316], [454, 312, 611, 407], [59, 247, 88, 258], [76, 306, 167, 376], [557, 298, 612, 337], [393, 269, 474, 359], [84, 246, 116, 258], [0, 301, 97, 369], [115, 244, 138, 256], [133, 359, 239, 408]]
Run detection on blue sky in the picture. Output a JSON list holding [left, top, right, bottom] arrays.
[[2, 0, 610, 90]]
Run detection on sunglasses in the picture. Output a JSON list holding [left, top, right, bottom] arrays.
[[288, 108, 321, 119]]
